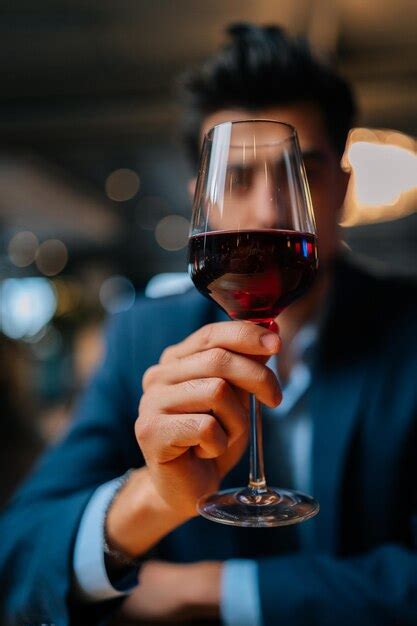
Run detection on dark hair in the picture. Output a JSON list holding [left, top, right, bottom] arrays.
[[179, 23, 356, 162]]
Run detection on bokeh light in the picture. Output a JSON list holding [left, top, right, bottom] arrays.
[[155, 215, 190, 251], [105, 168, 140, 202], [348, 142, 416, 206], [35, 239, 68, 276], [8, 231, 39, 267], [146, 272, 193, 298], [0, 278, 57, 339], [30, 325, 62, 359], [99, 275, 136, 314], [341, 129, 417, 226], [52, 278, 82, 316]]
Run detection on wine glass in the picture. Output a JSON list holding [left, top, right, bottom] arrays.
[[188, 119, 319, 527]]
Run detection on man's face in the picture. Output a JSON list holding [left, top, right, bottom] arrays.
[[198, 103, 349, 265]]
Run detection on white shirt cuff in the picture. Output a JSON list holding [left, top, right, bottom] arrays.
[[220, 559, 263, 626], [73, 477, 138, 601]]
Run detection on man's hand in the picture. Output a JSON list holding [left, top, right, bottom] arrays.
[[137, 321, 281, 514], [115, 560, 222, 624], [106, 321, 281, 558]]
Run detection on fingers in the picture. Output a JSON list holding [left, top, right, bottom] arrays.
[[159, 321, 280, 363], [136, 413, 228, 463], [143, 347, 281, 407], [140, 378, 248, 447], [137, 321, 281, 472]]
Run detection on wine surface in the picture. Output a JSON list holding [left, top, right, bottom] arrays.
[[188, 229, 318, 323]]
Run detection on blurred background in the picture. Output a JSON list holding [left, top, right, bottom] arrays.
[[1, 0, 416, 504]]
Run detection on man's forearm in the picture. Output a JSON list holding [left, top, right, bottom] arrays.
[[106, 467, 191, 558]]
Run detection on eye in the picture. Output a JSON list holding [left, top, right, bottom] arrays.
[[226, 165, 254, 193], [274, 160, 286, 183]]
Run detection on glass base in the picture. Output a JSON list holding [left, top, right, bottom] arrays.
[[197, 486, 319, 527]]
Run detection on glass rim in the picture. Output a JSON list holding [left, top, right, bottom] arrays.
[[189, 227, 317, 237], [204, 119, 297, 147]]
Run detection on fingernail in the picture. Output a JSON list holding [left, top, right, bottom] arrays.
[[268, 321, 279, 334], [260, 333, 280, 352]]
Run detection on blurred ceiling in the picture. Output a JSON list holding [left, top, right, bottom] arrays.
[[0, 0, 415, 282], [0, 155, 121, 242], [1, 0, 416, 143]]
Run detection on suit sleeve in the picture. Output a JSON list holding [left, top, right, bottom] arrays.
[[257, 544, 417, 626], [0, 313, 140, 626]]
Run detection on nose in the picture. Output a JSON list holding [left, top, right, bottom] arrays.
[[251, 167, 278, 229]]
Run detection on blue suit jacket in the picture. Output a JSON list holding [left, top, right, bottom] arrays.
[[1, 256, 417, 626]]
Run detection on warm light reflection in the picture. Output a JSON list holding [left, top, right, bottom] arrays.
[[35, 239, 68, 276], [8, 231, 39, 267], [105, 168, 140, 202], [155, 215, 190, 251], [52, 278, 81, 316], [341, 129, 417, 226], [349, 142, 416, 205]]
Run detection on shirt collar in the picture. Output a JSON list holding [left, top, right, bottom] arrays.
[[268, 323, 319, 416]]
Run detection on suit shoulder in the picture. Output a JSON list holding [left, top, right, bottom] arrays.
[[356, 262, 417, 349], [103, 288, 215, 372], [366, 268, 417, 324], [339, 254, 417, 321], [111, 288, 210, 329]]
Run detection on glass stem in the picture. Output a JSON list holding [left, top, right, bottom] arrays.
[[248, 394, 267, 494]]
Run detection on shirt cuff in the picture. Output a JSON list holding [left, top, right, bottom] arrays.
[[220, 559, 263, 626], [73, 476, 139, 602]]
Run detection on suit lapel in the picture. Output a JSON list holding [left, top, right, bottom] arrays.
[[306, 358, 368, 553], [304, 256, 377, 553]]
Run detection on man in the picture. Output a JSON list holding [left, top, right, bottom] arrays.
[[1, 23, 417, 626]]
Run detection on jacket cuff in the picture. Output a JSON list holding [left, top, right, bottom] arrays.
[[73, 478, 139, 601]]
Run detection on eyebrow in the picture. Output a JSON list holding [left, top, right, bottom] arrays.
[[227, 149, 327, 170]]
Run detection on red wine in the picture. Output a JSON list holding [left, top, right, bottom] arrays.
[[188, 229, 318, 323]]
